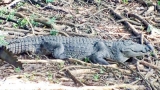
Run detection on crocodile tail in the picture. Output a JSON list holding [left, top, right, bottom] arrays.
[[0, 46, 23, 69]]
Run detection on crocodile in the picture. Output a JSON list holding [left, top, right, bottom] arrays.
[[0, 35, 154, 69]]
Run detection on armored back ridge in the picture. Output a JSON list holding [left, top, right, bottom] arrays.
[[0, 35, 154, 68]]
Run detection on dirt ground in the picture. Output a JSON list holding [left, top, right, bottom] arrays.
[[0, 0, 160, 90]]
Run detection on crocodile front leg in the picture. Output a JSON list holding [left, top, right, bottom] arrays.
[[89, 52, 109, 65], [41, 42, 66, 59], [89, 42, 110, 65]]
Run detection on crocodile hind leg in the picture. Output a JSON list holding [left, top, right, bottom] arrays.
[[89, 42, 110, 65], [41, 42, 66, 59]]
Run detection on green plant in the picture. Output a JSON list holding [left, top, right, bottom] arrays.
[[75, 8, 79, 14], [13, 2, 25, 8], [50, 29, 58, 35], [57, 62, 65, 69], [30, 14, 38, 26], [59, 62, 65, 68], [47, 17, 56, 24], [0, 20, 2, 24], [150, 50, 157, 57], [93, 73, 100, 81], [122, 0, 128, 4], [18, 18, 29, 27], [47, 72, 53, 80], [28, 74, 35, 80], [24, 73, 35, 80], [7, 10, 15, 21], [99, 66, 105, 74], [24, 73, 30, 78], [14, 67, 21, 73], [140, 25, 144, 31], [13, 23, 19, 28], [158, 0, 160, 6], [84, 57, 90, 62], [0, 7, 8, 16], [0, 35, 8, 46], [54, 79, 59, 83]]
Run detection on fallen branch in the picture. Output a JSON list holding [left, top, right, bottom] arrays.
[[34, 18, 76, 28], [0, 82, 146, 90], [128, 13, 149, 27], [65, 69, 85, 87], [0, 16, 18, 24], [0, 25, 30, 33], [68, 58, 131, 74], [18, 59, 65, 64], [101, 3, 150, 44], [139, 60, 160, 71]]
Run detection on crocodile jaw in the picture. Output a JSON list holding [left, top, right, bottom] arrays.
[[121, 44, 152, 58]]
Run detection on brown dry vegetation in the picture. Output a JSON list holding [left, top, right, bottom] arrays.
[[0, 0, 160, 90]]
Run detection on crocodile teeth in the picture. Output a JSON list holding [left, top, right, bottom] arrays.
[[0, 46, 23, 69]]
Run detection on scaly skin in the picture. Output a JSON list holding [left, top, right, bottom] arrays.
[[3, 35, 154, 67]]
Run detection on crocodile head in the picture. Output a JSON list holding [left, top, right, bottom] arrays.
[[0, 46, 23, 69], [113, 40, 155, 62]]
